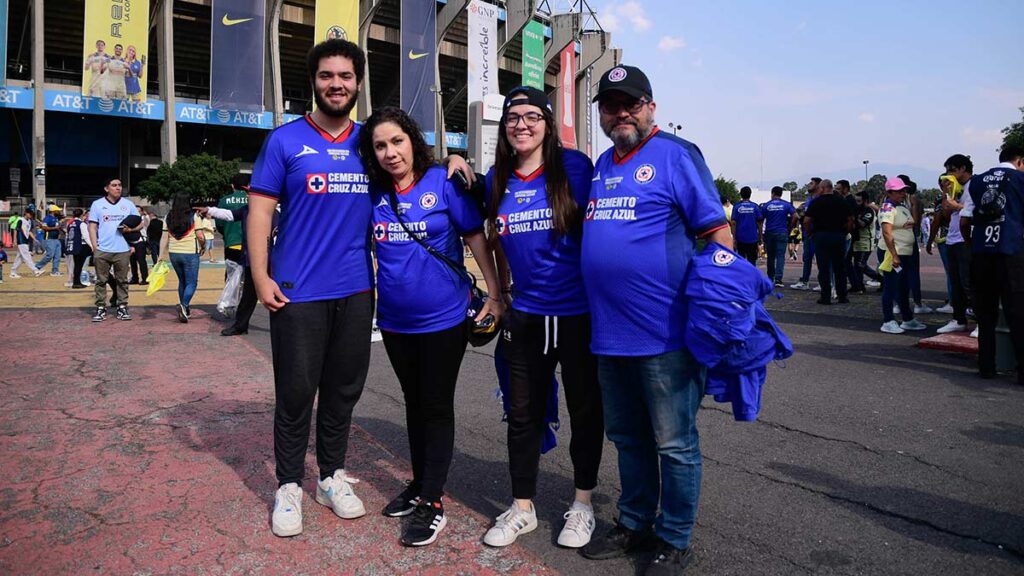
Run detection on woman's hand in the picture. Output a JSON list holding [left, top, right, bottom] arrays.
[[476, 295, 505, 326], [892, 254, 902, 269]]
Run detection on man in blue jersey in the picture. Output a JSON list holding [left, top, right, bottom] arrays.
[[579, 65, 733, 575], [247, 39, 472, 538], [960, 144, 1024, 381], [88, 177, 142, 321], [730, 186, 763, 265], [762, 186, 797, 286]]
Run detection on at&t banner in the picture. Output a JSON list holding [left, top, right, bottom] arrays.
[[401, 0, 436, 133], [558, 44, 576, 149], [467, 0, 498, 105], [314, 0, 359, 117], [211, 0, 265, 112], [82, 0, 150, 102]]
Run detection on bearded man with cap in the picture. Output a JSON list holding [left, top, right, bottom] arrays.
[[580, 65, 733, 575]]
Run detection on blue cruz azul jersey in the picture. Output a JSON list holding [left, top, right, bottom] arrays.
[[731, 199, 763, 243], [250, 115, 373, 303], [582, 128, 728, 356], [372, 166, 484, 333], [486, 149, 594, 316], [969, 165, 1024, 255], [762, 198, 795, 234], [88, 197, 139, 253]]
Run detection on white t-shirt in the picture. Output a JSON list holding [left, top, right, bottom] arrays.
[[946, 180, 968, 245]]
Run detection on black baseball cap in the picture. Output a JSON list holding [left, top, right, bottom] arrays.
[[592, 65, 653, 102], [503, 86, 553, 114]]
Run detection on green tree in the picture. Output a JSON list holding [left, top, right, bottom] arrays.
[[782, 181, 798, 192], [714, 175, 740, 205], [919, 187, 941, 208], [863, 174, 887, 199], [1002, 106, 1024, 151], [137, 153, 240, 204]]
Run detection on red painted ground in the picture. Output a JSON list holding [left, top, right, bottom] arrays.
[[917, 331, 979, 354], [0, 308, 553, 575]]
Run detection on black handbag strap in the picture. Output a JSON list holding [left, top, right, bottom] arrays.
[[386, 188, 477, 286]]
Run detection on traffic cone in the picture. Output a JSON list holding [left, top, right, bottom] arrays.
[[2, 231, 11, 248]]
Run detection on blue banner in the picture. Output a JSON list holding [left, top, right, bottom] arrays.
[[400, 0, 436, 133], [0, 86, 33, 109], [45, 90, 165, 119], [210, 0, 265, 112], [176, 103, 274, 129], [0, 0, 7, 86]]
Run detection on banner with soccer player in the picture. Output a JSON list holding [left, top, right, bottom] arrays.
[[521, 20, 545, 90], [82, 0, 150, 101], [558, 44, 577, 149], [211, 0, 265, 112], [467, 0, 498, 106], [313, 0, 359, 117], [400, 0, 436, 133]]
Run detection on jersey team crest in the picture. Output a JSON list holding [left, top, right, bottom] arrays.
[[373, 223, 387, 242], [494, 215, 509, 236], [306, 173, 328, 194], [585, 199, 597, 220], [712, 250, 736, 267], [634, 164, 656, 184], [419, 192, 438, 210], [608, 67, 627, 82]]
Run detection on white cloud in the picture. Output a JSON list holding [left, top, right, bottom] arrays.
[[601, 12, 620, 32], [691, 57, 704, 68], [621, 1, 652, 31], [658, 36, 686, 52], [858, 112, 876, 123], [962, 127, 1004, 147], [598, 1, 652, 33]]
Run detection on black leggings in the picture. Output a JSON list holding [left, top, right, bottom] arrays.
[[270, 291, 373, 486], [382, 322, 467, 500], [72, 250, 91, 286], [502, 309, 604, 499]]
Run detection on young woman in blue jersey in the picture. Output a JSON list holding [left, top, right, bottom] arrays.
[[480, 87, 604, 549], [358, 106, 504, 547]]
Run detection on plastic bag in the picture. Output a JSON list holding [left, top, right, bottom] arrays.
[[217, 260, 244, 317], [147, 261, 170, 296]]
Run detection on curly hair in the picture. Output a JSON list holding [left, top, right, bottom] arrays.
[[358, 107, 435, 190], [307, 39, 365, 85]]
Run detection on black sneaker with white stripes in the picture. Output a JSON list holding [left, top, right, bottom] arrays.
[[91, 307, 107, 322], [382, 484, 421, 517], [400, 499, 446, 547], [116, 305, 132, 321]]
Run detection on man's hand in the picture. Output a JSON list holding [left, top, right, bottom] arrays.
[[194, 206, 209, 216], [254, 276, 290, 311]]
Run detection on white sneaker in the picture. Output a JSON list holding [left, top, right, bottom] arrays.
[[789, 281, 809, 290], [315, 469, 366, 519], [936, 320, 968, 334], [483, 502, 538, 547], [557, 502, 595, 548], [271, 483, 303, 537], [64, 281, 74, 288], [33, 269, 44, 277], [880, 321, 904, 334], [914, 304, 934, 314], [970, 327, 979, 338], [900, 319, 927, 331], [9, 273, 21, 279], [49, 272, 62, 277], [865, 280, 881, 288], [936, 303, 954, 314]]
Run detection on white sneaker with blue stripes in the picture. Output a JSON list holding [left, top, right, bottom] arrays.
[[316, 469, 366, 519]]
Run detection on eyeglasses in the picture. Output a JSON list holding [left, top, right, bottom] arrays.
[[504, 112, 544, 127], [598, 98, 650, 115]]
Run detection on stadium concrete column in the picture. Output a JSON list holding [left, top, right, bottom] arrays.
[[268, 0, 284, 126], [31, 0, 45, 208], [575, 31, 609, 155], [357, 0, 384, 121], [545, 13, 581, 127], [157, 0, 177, 163], [498, 0, 538, 57]]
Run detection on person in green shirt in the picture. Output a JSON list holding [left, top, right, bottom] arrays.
[[217, 174, 249, 266]]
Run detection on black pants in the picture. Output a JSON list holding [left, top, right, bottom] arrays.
[[736, 242, 758, 265], [224, 247, 243, 266], [971, 252, 1024, 381], [813, 232, 847, 301], [231, 265, 258, 331], [270, 291, 373, 486], [948, 243, 972, 324], [148, 240, 161, 265], [130, 241, 148, 283], [502, 310, 604, 499], [72, 249, 91, 286], [382, 322, 467, 500], [850, 250, 882, 290]]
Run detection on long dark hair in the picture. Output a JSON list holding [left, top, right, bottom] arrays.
[[165, 193, 194, 239], [488, 107, 575, 238], [358, 106, 435, 191]]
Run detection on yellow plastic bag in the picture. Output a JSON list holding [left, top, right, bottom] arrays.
[[147, 261, 170, 296], [878, 250, 893, 273]]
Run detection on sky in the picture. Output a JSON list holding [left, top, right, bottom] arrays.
[[583, 0, 1024, 189]]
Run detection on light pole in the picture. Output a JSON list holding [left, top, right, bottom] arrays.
[[863, 160, 869, 182], [667, 122, 682, 136]]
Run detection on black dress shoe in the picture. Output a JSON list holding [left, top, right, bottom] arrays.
[[837, 298, 850, 304], [816, 298, 832, 305], [581, 523, 655, 560], [221, 325, 248, 336], [645, 540, 693, 576]]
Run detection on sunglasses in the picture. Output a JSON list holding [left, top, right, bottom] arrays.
[[598, 98, 650, 115]]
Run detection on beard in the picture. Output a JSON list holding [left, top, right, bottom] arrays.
[[601, 117, 651, 151], [314, 87, 359, 118]]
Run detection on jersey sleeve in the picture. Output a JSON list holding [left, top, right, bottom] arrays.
[[444, 178, 485, 235], [564, 149, 596, 209], [878, 204, 896, 226], [250, 131, 287, 199], [87, 202, 100, 223], [670, 145, 728, 235]]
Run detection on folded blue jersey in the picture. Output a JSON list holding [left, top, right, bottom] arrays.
[[685, 243, 793, 421], [494, 338, 560, 453]]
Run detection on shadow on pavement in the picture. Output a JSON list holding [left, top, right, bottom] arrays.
[[960, 422, 1024, 450]]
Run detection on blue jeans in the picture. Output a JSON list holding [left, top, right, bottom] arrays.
[[764, 232, 788, 283], [598, 349, 704, 549], [882, 252, 916, 323], [799, 236, 815, 282], [169, 253, 200, 307], [35, 238, 62, 273]]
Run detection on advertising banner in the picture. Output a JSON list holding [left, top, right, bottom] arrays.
[[558, 44, 576, 149], [400, 0, 437, 132], [82, 0, 150, 101], [314, 0, 359, 117], [521, 20, 545, 89], [467, 0, 498, 105], [211, 0, 265, 112], [0, 0, 7, 85]]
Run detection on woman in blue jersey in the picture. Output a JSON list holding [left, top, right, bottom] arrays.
[[358, 107, 504, 547], [480, 87, 604, 549]]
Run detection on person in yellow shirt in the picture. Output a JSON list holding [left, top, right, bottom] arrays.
[[878, 178, 925, 334], [157, 193, 206, 322]]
